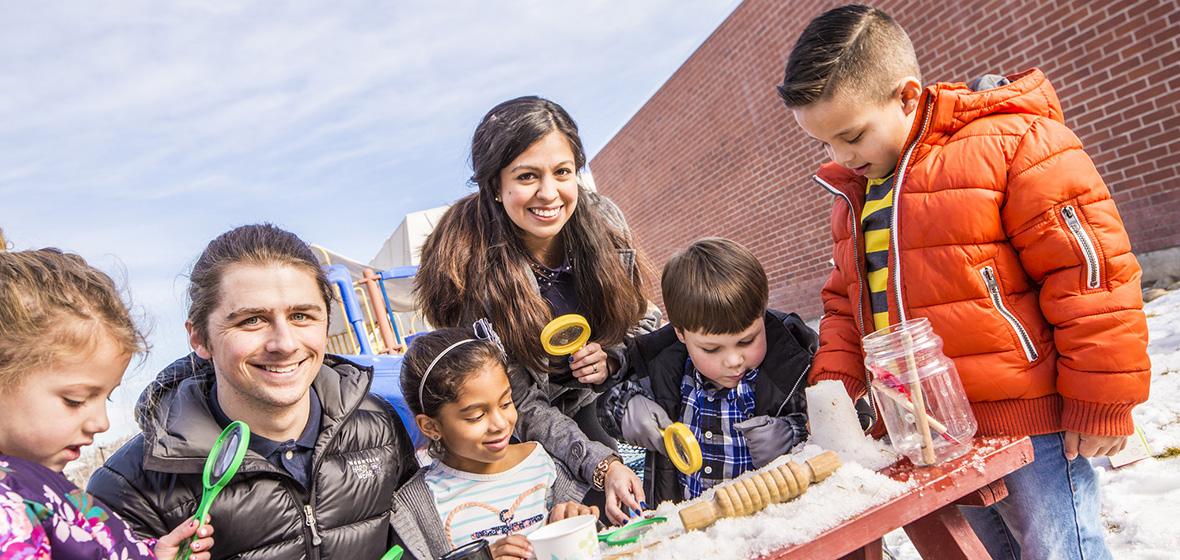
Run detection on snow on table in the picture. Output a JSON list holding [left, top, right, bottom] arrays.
[[598, 381, 912, 560]]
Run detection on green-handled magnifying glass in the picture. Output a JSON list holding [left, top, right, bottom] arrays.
[[180, 420, 250, 560], [597, 516, 668, 546], [379, 545, 404, 560]]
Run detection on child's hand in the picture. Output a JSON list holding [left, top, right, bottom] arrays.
[[569, 342, 612, 385], [734, 414, 807, 468], [154, 516, 214, 560], [1064, 431, 1128, 460], [621, 395, 672, 454], [490, 534, 533, 560], [550, 501, 599, 522], [603, 461, 646, 525]]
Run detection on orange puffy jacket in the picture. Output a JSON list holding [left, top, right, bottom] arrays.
[[809, 69, 1150, 438]]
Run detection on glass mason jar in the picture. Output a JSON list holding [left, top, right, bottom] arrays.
[[863, 318, 977, 466]]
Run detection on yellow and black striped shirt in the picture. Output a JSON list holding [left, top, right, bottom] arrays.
[[861, 175, 895, 332]]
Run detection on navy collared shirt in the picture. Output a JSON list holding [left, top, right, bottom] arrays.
[[533, 253, 588, 385], [209, 383, 322, 490], [678, 358, 757, 500]]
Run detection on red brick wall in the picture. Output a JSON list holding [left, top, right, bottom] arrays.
[[591, 0, 1180, 320]]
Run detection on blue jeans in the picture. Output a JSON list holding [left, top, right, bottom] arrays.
[[959, 432, 1112, 559]]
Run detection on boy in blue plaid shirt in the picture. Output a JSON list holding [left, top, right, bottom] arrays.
[[599, 238, 818, 504]]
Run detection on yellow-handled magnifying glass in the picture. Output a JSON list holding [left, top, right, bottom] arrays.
[[542, 314, 701, 473], [540, 314, 591, 356], [662, 423, 703, 474]]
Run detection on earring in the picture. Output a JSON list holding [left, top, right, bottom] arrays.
[[428, 436, 446, 457], [495, 197, 501, 202]]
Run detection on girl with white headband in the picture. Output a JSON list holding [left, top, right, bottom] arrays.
[[392, 320, 597, 560]]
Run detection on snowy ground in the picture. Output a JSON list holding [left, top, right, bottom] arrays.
[[885, 290, 1180, 559]]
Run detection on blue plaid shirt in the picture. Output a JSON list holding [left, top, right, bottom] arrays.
[[678, 358, 757, 500]]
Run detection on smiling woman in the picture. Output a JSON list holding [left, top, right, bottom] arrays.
[[87, 223, 420, 560], [414, 96, 661, 525]]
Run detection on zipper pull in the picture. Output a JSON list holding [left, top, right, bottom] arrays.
[[303, 504, 323, 546], [981, 267, 998, 290]]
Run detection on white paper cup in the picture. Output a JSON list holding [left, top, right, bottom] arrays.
[[528, 514, 598, 560]]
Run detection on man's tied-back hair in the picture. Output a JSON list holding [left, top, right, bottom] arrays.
[[662, 238, 768, 335], [777, 4, 920, 108]]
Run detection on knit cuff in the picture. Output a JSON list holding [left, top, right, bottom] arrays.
[[1060, 397, 1138, 436]]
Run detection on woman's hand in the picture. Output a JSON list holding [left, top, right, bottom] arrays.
[[550, 501, 600, 522], [570, 342, 614, 385], [490, 534, 534, 560], [602, 461, 645, 525], [154, 517, 214, 560]]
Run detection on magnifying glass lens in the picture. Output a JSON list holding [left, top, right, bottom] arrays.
[[213, 430, 241, 479], [603, 516, 667, 546], [613, 524, 649, 541], [549, 325, 585, 347], [671, 438, 691, 465]]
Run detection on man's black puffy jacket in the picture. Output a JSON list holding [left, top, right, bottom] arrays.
[[88, 354, 417, 560]]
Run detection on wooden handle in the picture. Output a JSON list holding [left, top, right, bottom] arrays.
[[678, 451, 842, 532], [872, 381, 950, 435], [900, 330, 937, 465]]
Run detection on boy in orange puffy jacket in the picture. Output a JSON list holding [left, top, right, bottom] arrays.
[[777, 5, 1150, 559]]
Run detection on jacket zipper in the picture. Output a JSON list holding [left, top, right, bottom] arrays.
[[813, 176, 877, 427], [304, 504, 323, 548], [889, 94, 935, 323], [1060, 205, 1101, 289], [980, 266, 1039, 362]]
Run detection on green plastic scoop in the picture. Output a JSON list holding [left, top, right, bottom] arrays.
[[181, 420, 250, 560]]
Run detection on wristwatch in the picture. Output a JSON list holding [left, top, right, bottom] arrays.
[[592, 454, 623, 491]]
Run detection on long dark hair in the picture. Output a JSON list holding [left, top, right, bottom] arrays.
[[414, 96, 647, 373]]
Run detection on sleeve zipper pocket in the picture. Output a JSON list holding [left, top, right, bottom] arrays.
[[1061, 205, 1101, 289], [980, 266, 1039, 363]]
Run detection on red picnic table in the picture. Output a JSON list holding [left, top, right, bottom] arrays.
[[763, 435, 1034, 560]]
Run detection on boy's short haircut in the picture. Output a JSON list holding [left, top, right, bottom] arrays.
[[662, 238, 769, 335], [777, 4, 921, 108]]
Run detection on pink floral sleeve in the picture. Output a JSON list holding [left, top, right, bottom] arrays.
[[0, 486, 50, 559]]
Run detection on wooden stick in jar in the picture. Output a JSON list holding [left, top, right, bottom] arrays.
[[871, 380, 961, 441], [900, 329, 937, 465]]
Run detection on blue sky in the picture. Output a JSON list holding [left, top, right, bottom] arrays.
[[0, 1, 740, 440]]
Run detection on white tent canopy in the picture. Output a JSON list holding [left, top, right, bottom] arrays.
[[310, 205, 448, 342], [369, 205, 449, 270]]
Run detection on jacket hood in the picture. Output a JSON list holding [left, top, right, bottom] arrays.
[[922, 68, 1064, 139], [816, 68, 1063, 191]]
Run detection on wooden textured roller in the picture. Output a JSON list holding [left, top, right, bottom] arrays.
[[677, 451, 842, 532]]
